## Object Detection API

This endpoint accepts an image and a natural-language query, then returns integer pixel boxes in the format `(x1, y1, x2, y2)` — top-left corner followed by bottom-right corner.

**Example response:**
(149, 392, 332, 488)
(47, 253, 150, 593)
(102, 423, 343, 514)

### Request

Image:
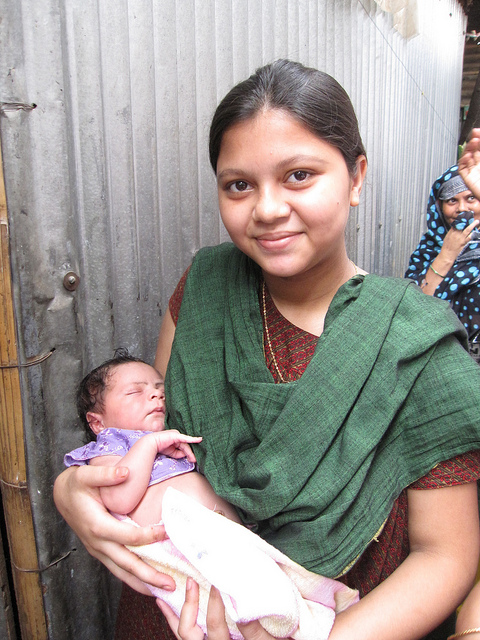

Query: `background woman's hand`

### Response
(440, 218, 480, 263)
(421, 219, 480, 295)
(459, 128, 480, 198)
(53, 464, 175, 593)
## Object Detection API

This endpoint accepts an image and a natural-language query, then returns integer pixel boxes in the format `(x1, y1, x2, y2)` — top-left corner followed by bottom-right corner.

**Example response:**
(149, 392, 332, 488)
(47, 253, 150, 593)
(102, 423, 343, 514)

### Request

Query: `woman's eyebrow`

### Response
(216, 168, 246, 181)
(276, 154, 327, 169)
(217, 155, 327, 181)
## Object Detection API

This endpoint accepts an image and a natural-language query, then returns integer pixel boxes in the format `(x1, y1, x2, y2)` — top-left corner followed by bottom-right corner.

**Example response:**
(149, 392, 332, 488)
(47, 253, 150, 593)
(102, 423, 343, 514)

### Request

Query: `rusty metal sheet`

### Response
(0, 0, 467, 637)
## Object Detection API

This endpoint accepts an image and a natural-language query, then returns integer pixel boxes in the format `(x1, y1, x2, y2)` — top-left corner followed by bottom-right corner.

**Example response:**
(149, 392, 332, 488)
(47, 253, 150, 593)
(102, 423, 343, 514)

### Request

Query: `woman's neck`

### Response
(262, 253, 356, 336)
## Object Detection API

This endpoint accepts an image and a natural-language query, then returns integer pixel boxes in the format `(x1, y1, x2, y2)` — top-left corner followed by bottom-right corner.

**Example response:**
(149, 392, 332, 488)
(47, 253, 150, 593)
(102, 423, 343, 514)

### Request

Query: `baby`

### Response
(64, 351, 358, 640)
(64, 350, 239, 527)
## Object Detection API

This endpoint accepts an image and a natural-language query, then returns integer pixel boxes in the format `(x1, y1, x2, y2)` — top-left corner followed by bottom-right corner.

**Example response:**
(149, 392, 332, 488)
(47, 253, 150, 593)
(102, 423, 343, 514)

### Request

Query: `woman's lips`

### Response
(255, 233, 300, 251)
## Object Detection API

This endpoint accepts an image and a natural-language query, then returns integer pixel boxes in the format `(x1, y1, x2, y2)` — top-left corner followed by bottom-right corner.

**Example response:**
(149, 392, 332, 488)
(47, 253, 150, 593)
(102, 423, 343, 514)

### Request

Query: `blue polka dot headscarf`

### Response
(405, 164, 480, 341)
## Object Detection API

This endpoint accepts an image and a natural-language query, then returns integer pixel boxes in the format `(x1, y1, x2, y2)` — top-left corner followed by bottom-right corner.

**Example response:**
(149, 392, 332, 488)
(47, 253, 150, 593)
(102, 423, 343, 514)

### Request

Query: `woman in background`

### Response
(405, 159, 480, 361)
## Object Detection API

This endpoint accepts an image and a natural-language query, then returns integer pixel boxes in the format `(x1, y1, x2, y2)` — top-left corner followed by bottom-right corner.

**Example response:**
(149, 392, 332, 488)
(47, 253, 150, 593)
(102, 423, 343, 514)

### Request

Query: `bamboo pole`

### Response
(0, 143, 48, 638)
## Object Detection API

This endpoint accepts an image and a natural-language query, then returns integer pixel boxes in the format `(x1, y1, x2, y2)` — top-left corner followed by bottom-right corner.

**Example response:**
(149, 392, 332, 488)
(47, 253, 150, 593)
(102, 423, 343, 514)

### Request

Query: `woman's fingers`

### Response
(159, 581, 280, 640)
(70, 462, 130, 491)
(205, 586, 232, 640)
(459, 131, 480, 196)
(53, 465, 175, 590)
(157, 600, 183, 640)
(81, 513, 175, 590)
(238, 620, 275, 640)
(94, 532, 175, 590)
(206, 587, 279, 640)
(158, 579, 205, 640)
(178, 579, 206, 640)
(442, 223, 477, 259)
(466, 219, 480, 236)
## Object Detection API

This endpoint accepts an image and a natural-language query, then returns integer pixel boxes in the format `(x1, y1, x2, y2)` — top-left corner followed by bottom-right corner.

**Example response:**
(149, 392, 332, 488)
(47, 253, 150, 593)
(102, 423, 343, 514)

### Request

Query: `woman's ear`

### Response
(86, 412, 105, 435)
(350, 155, 368, 207)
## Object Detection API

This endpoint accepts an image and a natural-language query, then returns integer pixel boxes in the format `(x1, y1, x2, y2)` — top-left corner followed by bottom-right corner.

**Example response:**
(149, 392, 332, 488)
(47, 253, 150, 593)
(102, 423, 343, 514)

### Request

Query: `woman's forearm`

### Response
(455, 580, 480, 637)
(420, 260, 448, 295)
(421, 244, 466, 296)
(330, 483, 479, 640)
(330, 547, 475, 640)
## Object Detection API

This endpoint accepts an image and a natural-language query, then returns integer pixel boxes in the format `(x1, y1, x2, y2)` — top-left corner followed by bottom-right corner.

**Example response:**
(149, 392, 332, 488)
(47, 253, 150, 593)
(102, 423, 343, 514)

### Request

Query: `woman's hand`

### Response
(157, 578, 205, 640)
(53, 464, 175, 593)
(158, 579, 276, 640)
(440, 219, 480, 263)
(459, 128, 480, 199)
(421, 220, 479, 295)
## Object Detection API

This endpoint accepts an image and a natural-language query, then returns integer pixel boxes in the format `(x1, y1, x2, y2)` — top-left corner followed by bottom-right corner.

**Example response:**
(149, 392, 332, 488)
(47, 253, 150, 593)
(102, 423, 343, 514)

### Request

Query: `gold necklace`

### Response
(261, 281, 286, 383)
(262, 260, 357, 384)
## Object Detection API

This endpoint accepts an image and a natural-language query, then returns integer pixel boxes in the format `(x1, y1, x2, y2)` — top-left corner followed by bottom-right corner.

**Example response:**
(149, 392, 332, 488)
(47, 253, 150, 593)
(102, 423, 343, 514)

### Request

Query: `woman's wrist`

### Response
(428, 264, 446, 278)
(448, 630, 480, 640)
(431, 252, 455, 277)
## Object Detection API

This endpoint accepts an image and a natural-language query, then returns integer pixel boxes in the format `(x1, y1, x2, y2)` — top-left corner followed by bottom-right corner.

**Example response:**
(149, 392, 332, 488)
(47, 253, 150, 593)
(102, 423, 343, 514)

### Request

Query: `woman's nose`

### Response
(458, 197, 472, 211)
(252, 186, 290, 222)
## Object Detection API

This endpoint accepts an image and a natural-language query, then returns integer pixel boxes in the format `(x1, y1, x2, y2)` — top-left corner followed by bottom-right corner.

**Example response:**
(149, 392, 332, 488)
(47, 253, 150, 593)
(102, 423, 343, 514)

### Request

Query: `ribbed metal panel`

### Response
(0, 1, 467, 637)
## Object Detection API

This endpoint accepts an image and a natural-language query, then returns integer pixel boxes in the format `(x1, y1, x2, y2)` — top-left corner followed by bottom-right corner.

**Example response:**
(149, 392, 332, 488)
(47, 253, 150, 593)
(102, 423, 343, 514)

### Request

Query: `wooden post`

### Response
(0, 144, 48, 638)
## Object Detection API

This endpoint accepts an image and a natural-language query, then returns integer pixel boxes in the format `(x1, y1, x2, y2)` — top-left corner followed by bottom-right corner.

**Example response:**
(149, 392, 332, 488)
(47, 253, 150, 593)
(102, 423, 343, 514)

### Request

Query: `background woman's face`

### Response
(441, 189, 480, 225)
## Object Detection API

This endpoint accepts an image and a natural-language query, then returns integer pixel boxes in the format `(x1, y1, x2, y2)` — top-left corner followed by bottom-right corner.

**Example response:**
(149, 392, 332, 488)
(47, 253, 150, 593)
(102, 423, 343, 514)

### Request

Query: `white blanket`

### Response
(123, 487, 359, 640)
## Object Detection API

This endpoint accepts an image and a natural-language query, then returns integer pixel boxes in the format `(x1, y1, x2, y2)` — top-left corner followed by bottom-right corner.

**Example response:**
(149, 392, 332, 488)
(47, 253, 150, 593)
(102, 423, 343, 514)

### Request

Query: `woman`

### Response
(405, 164, 480, 361)
(54, 61, 480, 640)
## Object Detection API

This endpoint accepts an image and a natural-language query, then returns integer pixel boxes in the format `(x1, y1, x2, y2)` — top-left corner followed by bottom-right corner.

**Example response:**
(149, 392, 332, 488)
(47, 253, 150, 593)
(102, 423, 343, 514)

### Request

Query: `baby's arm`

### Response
(90, 431, 202, 515)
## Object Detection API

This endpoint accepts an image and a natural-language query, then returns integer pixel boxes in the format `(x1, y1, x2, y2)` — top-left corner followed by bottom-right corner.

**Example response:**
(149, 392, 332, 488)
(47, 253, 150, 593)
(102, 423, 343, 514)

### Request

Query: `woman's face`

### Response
(216, 110, 366, 280)
(441, 189, 480, 226)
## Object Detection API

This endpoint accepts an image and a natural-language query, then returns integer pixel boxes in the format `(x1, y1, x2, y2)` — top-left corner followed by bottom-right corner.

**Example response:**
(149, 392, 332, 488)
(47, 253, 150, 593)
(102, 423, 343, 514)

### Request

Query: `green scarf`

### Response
(165, 243, 480, 577)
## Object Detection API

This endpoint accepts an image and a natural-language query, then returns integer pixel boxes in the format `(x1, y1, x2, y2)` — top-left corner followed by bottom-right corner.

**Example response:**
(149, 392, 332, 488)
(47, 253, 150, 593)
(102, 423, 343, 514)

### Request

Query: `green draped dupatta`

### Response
(165, 243, 480, 578)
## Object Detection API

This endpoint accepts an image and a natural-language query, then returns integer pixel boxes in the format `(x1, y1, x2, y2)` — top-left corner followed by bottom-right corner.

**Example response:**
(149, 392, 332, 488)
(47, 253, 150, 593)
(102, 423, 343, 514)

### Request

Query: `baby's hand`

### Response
(152, 430, 202, 463)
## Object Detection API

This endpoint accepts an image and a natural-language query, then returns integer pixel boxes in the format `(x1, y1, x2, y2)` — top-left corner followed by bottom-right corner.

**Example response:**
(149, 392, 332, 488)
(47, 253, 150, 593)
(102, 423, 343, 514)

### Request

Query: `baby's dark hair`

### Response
(77, 348, 144, 440)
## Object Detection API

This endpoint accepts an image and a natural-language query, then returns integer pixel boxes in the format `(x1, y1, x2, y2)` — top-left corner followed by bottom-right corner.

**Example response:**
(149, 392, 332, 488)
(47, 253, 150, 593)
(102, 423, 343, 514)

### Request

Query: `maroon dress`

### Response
(115, 272, 480, 639)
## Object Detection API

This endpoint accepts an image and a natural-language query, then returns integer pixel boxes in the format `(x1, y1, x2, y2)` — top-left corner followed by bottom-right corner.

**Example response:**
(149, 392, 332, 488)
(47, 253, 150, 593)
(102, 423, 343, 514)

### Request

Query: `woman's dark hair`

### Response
(209, 59, 366, 177)
(77, 348, 144, 440)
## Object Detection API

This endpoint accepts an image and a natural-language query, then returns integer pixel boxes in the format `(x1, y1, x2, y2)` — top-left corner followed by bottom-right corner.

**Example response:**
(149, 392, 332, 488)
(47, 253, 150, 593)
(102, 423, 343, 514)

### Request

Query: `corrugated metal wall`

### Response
(0, 0, 467, 638)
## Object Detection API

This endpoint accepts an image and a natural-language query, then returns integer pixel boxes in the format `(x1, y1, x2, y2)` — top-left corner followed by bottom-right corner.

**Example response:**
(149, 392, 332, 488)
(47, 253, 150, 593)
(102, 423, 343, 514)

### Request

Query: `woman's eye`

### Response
(228, 180, 250, 193)
(287, 170, 309, 183)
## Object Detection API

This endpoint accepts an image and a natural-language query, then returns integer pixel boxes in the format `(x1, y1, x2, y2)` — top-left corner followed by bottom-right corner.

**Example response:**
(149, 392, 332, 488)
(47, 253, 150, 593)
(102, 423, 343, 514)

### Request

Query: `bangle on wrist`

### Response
(428, 264, 447, 278)
(448, 629, 480, 640)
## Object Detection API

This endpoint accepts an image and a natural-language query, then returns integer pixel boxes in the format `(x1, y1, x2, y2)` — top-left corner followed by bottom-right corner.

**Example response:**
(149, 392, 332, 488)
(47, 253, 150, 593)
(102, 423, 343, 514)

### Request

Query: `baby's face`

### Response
(100, 362, 166, 432)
